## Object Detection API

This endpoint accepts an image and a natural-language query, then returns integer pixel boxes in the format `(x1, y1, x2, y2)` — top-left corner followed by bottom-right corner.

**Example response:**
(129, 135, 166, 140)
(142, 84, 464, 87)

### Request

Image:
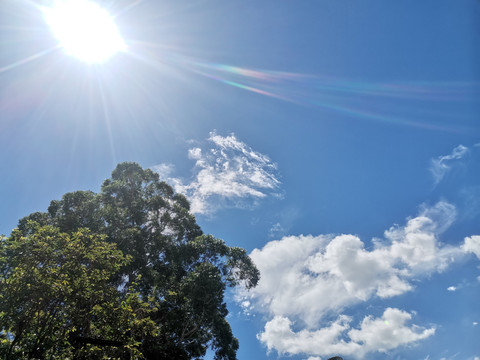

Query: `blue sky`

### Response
(1, 0, 480, 359)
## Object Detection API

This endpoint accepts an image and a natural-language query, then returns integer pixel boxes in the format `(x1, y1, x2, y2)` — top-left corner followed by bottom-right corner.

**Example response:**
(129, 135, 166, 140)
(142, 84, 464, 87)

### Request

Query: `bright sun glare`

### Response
(43, 0, 126, 64)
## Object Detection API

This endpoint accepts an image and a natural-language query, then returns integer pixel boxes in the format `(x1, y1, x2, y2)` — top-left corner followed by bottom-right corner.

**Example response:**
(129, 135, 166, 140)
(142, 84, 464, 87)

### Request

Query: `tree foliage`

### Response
(1, 162, 259, 359)
(0, 225, 154, 359)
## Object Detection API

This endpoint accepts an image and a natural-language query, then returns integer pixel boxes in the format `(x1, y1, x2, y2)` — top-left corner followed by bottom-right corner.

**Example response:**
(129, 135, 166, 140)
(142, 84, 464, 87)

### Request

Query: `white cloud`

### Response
(242, 202, 461, 324)
(187, 147, 202, 160)
(258, 308, 435, 359)
(383, 202, 460, 274)
(430, 145, 469, 185)
(152, 131, 280, 215)
(447, 286, 457, 292)
(306, 234, 413, 301)
(348, 308, 435, 354)
(463, 235, 480, 259)
(258, 314, 360, 357)
(150, 163, 175, 179)
(238, 202, 477, 358)
(268, 222, 285, 238)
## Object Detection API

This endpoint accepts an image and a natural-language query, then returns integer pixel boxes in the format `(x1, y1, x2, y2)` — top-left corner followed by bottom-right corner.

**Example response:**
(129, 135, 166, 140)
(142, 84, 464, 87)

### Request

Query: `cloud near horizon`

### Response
(152, 131, 281, 215)
(237, 201, 480, 359)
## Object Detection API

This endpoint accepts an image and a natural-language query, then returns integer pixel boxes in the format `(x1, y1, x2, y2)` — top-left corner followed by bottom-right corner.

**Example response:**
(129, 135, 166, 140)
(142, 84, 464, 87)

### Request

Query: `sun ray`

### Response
(0, 46, 59, 73)
(95, 74, 118, 163)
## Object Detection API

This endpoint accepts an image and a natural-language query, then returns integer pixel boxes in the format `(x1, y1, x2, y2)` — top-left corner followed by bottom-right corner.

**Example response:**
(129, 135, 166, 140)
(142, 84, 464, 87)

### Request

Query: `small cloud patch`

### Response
(430, 145, 468, 185)
(152, 131, 281, 215)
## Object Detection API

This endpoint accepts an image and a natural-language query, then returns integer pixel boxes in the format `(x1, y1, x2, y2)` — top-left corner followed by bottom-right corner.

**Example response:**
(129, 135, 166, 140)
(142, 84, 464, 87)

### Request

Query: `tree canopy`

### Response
(0, 162, 259, 360)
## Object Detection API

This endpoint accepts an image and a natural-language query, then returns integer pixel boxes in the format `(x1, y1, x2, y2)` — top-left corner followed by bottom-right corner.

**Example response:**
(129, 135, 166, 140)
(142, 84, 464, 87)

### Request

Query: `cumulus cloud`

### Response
(259, 308, 435, 359)
(242, 202, 462, 324)
(463, 235, 480, 259)
(382, 202, 460, 274)
(348, 308, 435, 354)
(238, 202, 478, 358)
(153, 131, 280, 215)
(259, 314, 360, 357)
(430, 145, 469, 185)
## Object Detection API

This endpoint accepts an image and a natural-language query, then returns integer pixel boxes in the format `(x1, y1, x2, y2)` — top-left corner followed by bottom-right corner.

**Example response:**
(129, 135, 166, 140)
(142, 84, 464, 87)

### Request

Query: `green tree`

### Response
(5, 162, 259, 359)
(0, 224, 155, 359)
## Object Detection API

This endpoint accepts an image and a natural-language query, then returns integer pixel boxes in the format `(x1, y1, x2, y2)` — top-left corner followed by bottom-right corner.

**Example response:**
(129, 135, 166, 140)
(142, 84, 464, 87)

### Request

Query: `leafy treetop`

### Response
(2, 162, 259, 360)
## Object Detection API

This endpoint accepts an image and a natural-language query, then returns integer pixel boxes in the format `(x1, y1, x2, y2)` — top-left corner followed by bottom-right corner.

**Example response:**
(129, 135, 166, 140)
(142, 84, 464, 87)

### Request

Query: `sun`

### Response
(43, 0, 127, 64)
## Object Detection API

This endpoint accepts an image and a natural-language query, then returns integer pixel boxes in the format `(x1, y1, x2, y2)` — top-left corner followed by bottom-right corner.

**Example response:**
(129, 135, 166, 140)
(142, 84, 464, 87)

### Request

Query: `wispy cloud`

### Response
(152, 131, 281, 215)
(430, 145, 469, 185)
(268, 222, 285, 238)
(267, 206, 300, 238)
(428, 144, 480, 221)
(238, 202, 480, 359)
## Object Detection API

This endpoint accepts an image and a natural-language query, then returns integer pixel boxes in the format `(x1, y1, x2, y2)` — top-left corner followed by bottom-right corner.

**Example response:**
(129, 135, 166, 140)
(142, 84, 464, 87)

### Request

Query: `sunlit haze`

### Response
(42, 0, 126, 63)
